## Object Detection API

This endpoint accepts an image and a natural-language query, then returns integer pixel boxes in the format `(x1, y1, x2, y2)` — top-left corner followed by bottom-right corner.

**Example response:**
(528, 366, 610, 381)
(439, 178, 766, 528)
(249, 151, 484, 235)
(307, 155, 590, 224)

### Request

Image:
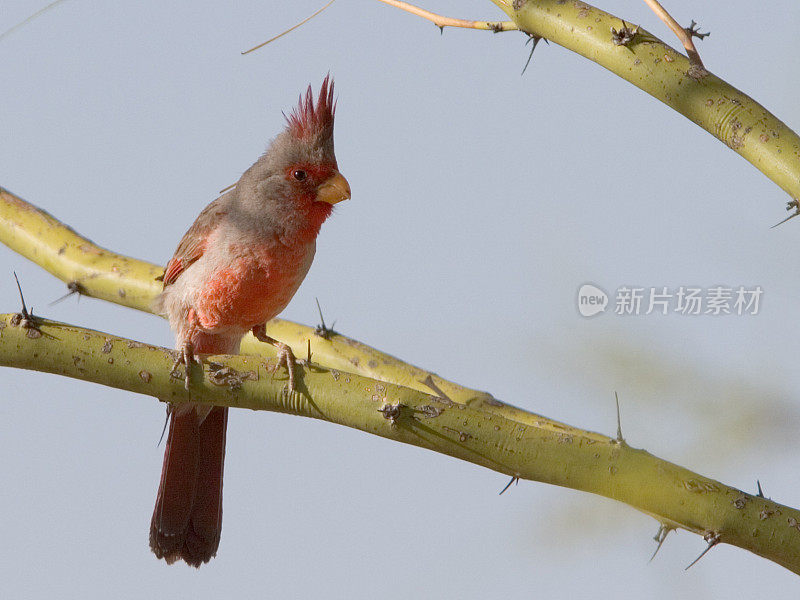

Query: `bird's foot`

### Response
(271, 341, 297, 392)
(171, 341, 199, 390)
(252, 324, 297, 392)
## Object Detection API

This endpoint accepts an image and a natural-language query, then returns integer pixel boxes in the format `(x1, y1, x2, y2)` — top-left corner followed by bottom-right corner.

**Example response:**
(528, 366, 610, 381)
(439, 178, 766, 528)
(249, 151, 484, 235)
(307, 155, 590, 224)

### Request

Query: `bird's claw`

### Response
(171, 342, 199, 390)
(252, 325, 297, 393)
(272, 342, 297, 392)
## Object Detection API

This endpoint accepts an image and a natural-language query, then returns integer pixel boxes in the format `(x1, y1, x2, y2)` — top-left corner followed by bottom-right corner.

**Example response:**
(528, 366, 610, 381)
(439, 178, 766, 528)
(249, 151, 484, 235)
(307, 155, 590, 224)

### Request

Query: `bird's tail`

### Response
(150, 332, 238, 567)
(150, 404, 228, 567)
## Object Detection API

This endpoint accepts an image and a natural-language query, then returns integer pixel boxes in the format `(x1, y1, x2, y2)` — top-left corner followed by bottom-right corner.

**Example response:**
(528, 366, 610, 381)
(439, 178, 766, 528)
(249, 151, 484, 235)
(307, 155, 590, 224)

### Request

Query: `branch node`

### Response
(686, 61, 709, 81)
(643, 0, 708, 75)
(611, 21, 639, 46)
(378, 402, 405, 426)
(208, 363, 256, 391)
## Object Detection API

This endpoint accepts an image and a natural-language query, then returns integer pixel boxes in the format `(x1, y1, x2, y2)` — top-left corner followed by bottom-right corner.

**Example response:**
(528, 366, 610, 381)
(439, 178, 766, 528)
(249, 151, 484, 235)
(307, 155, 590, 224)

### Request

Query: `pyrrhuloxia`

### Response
(150, 76, 350, 567)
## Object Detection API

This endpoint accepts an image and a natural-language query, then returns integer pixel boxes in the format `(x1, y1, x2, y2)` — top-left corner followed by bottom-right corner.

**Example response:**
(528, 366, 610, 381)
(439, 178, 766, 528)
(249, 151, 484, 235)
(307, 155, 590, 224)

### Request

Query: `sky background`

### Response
(2, 0, 800, 597)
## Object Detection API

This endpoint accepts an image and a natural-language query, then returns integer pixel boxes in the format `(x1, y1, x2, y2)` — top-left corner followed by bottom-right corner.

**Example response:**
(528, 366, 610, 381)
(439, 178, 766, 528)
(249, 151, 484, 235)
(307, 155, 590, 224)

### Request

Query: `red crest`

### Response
(286, 75, 335, 140)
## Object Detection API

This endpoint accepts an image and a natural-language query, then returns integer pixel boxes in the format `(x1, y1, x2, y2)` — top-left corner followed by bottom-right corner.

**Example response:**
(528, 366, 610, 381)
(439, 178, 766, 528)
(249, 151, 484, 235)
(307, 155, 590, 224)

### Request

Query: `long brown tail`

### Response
(150, 405, 228, 567)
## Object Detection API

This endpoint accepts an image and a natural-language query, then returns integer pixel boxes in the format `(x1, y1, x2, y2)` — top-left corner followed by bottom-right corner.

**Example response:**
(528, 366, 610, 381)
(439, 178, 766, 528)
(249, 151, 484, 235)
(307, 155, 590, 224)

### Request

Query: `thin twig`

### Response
(641, 0, 707, 74)
(242, 0, 337, 55)
(375, 0, 518, 32)
(0, 0, 69, 43)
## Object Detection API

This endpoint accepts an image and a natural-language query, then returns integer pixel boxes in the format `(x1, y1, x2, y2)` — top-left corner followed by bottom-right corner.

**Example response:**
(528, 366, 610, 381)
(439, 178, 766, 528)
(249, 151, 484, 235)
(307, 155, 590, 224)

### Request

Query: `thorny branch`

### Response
(3, 188, 800, 573)
(372, 0, 800, 213)
(375, 0, 518, 32)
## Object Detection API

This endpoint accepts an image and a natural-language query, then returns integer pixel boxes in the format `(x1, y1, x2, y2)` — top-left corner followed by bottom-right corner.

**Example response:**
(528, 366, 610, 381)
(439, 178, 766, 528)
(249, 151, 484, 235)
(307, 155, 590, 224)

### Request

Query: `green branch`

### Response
(382, 0, 800, 211)
(478, 0, 800, 215)
(3, 311, 800, 573)
(0, 185, 580, 432)
(3, 186, 800, 572)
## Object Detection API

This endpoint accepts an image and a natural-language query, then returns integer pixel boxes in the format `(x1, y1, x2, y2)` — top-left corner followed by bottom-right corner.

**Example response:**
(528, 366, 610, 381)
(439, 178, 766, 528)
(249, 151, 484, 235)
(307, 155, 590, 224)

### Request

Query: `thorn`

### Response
(685, 19, 709, 40)
(771, 200, 800, 228)
(685, 532, 720, 570)
(307, 339, 312, 363)
(219, 182, 236, 194)
(756, 479, 765, 498)
(316, 297, 326, 329)
(499, 475, 520, 495)
(438, 25, 444, 34)
(615, 391, 624, 443)
(157, 405, 171, 447)
(649, 524, 672, 562)
(11, 272, 51, 339)
(13, 271, 29, 316)
(49, 280, 84, 305)
(771, 212, 800, 228)
(314, 298, 334, 339)
(521, 34, 542, 75)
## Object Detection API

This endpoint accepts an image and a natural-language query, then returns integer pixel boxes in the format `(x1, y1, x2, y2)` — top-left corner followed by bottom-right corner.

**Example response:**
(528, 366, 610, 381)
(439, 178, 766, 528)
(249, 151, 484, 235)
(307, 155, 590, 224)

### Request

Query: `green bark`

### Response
(2, 187, 800, 573)
(490, 0, 800, 212)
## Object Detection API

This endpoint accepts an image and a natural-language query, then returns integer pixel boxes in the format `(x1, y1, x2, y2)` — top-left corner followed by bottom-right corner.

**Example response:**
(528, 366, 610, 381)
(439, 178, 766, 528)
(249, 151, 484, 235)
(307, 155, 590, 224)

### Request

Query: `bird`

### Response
(149, 76, 350, 567)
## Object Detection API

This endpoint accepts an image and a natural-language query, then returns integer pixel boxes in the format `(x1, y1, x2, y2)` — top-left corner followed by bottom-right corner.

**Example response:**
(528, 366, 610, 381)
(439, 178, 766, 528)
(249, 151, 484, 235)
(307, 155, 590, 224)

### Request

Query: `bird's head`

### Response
(237, 75, 351, 240)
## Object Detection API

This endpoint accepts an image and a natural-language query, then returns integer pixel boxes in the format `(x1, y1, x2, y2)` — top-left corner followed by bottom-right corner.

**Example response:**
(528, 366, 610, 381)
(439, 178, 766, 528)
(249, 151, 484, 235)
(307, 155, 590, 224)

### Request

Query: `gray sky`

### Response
(2, 0, 800, 597)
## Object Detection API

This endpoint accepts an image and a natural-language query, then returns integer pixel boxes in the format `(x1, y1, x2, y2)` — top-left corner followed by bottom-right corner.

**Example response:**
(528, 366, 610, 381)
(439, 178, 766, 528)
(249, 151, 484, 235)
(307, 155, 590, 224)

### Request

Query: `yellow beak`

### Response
(316, 171, 351, 205)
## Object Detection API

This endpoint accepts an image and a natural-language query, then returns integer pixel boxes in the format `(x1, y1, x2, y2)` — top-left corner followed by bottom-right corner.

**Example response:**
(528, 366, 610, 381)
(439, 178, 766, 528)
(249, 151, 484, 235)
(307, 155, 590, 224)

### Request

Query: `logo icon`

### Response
(577, 284, 608, 317)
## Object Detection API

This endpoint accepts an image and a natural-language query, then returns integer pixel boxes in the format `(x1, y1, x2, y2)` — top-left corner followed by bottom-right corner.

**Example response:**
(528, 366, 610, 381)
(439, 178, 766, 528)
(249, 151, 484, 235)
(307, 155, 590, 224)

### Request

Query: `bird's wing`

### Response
(162, 199, 228, 288)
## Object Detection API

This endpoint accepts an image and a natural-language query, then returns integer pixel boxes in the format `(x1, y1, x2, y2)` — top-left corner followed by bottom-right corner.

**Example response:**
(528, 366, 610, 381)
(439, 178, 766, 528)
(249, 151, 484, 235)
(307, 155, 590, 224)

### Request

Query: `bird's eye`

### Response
(292, 170, 307, 181)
